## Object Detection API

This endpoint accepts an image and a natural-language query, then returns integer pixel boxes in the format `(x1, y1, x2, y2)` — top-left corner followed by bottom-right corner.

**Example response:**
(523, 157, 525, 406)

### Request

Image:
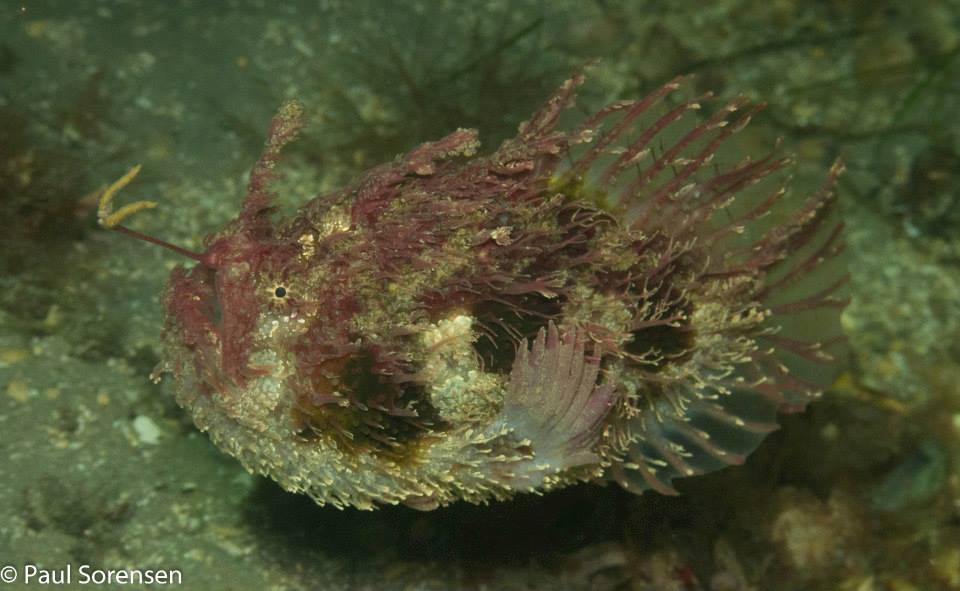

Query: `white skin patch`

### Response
(420, 315, 502, 422)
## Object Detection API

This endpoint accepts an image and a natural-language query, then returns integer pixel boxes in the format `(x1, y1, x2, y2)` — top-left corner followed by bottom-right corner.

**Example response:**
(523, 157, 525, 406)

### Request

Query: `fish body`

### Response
(110, 72, 846, 510)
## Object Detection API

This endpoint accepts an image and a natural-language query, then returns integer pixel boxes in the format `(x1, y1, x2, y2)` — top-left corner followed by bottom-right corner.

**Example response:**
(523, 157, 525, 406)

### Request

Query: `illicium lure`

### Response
(100, 70, 846, 510)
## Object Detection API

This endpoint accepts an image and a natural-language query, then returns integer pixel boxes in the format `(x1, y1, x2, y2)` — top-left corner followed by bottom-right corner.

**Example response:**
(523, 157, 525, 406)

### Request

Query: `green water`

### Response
(1, 1, 958, 589)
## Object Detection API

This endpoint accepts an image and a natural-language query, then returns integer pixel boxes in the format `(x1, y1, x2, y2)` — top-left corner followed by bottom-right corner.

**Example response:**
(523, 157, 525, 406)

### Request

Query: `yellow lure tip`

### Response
(97, 164, 157, 229)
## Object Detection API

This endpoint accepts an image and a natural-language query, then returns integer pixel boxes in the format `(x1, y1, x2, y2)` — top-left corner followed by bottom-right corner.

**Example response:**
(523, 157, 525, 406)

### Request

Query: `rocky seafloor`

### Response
(1, 1, 959, 589)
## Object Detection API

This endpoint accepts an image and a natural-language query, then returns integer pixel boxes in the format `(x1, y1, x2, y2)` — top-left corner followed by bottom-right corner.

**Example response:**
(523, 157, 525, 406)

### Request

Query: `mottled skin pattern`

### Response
(117, 71, 847, 510)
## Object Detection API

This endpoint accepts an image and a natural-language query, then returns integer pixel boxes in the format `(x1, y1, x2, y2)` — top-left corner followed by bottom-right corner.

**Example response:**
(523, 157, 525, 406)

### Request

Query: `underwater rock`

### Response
(99, 69, 847, 510)
(870, 439, 948, 512)
(770, 488, 866, 582)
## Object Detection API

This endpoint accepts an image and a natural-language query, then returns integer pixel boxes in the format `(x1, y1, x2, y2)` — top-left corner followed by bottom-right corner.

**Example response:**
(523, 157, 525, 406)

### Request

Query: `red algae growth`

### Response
(99, 68, 847, 510)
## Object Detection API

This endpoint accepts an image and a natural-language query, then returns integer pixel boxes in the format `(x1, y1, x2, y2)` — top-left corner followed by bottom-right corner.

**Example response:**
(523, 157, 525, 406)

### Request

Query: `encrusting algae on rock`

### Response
(99, 68, 848, 510)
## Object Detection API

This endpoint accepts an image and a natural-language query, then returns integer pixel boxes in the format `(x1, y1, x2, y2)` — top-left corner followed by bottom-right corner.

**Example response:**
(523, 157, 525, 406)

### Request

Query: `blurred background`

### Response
(1, 1, 958, 589)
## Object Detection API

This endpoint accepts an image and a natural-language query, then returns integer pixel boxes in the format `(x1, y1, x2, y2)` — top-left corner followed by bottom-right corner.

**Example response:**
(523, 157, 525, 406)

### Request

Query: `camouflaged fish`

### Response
(99, 70, 847, 510)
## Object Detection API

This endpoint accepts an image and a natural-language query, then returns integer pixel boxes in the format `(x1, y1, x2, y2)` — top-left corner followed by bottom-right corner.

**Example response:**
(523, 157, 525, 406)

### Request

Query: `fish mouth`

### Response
(164, 265, 219, 336)
(161, 264, 228, 393)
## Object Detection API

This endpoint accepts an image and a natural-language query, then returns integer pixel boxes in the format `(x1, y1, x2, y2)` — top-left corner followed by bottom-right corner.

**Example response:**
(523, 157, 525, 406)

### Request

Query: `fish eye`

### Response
(274, 286, 287, 298)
